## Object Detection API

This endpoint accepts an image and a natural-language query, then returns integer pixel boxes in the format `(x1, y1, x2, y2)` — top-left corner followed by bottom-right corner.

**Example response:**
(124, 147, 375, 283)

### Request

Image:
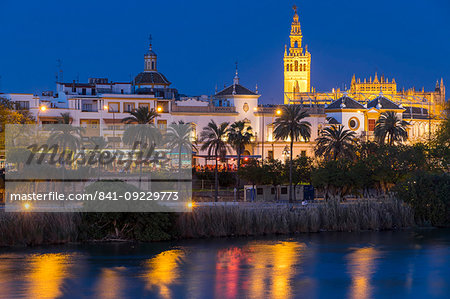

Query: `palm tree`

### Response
(58, 112, 72, 124)
(89, 137, 109, 179)
(227, 120, 254, 197)
(47, 113, 83, 163)
(166, 121, 196, 173)
(273, 105, 311, 202)
(315, 125, 357, 161)
(122, 107, 161, 188)
(374, 111, 409, 145)
(199, 120, 230, 202)
(122, 106, 159, 124)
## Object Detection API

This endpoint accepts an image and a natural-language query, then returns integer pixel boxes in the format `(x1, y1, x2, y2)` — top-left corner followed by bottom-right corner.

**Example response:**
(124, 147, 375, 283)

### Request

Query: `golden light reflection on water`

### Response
(213, 241, 304, 299)
(248, 241, 304, 299)
(25, 253, 72, 299)
(347, 247, 380, 299)
(94, 267, 126, 299)
(142, 249, 185, 299)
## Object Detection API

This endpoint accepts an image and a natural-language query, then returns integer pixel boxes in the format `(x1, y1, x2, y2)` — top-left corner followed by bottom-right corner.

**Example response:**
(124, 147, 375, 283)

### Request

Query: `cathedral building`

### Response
(2, 6, 447, 167)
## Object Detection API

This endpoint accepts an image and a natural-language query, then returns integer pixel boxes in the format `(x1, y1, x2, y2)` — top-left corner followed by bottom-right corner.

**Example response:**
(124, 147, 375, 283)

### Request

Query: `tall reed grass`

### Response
(176, 199, 415, 238)
(0, 212, 80, 246)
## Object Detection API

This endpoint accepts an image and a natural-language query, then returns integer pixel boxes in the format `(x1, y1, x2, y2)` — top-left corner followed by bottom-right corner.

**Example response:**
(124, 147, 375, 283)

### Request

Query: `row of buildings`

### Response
(1, 7, 447, 166)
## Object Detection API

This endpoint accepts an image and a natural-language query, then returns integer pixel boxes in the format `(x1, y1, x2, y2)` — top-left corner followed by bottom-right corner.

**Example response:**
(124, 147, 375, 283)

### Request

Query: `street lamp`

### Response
(157, 106, 163, 113)
(103, 105, 116, 149)
(37, 105, 47, 125)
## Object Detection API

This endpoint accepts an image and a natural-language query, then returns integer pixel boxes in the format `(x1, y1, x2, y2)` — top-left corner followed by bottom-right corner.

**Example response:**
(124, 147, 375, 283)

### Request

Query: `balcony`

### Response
(171, 103, 237, 113)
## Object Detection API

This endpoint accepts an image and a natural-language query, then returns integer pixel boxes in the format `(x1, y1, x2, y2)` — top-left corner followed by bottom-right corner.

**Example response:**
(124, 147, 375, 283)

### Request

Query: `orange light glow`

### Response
(157, 107, 163, 112)
(39, 106, 47, 112)
(276, 109, 281, 115)
(103, 105, 109, 111)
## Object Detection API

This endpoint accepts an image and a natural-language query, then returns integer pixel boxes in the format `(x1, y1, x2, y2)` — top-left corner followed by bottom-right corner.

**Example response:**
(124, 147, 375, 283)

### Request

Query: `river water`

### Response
(0, 229, 449, 299)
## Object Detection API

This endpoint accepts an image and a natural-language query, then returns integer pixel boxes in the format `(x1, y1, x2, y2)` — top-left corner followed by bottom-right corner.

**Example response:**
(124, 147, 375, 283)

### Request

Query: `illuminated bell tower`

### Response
(144, 35, 157, 72)
(284, 5, 311, 104)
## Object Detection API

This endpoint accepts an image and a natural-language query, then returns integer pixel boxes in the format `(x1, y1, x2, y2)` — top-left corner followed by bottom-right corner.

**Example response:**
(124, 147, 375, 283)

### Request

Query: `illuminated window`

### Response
(157, 119, 167, 130)
(295, 61, 298, 71)
(368, 119, 376, 131)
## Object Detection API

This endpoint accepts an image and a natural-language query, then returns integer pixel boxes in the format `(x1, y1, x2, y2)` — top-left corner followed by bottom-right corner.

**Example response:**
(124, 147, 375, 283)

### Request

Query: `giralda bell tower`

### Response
(283, 5, 311, 104)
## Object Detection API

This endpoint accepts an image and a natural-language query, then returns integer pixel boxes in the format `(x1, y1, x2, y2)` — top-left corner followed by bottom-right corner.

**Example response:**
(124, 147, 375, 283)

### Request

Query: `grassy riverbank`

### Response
(0, 212, 80, 246)
(177, 199, 414, 238)
(0, 199, 415, 246)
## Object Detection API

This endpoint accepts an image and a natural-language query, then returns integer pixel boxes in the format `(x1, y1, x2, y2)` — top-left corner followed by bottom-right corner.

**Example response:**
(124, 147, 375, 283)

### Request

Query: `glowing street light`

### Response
(103, 105, 109, 111)
(37, 105, 47, 125)
(276, 109, 282, 115)
(23, 202, 31, 210)
(157, 106, 163, 113)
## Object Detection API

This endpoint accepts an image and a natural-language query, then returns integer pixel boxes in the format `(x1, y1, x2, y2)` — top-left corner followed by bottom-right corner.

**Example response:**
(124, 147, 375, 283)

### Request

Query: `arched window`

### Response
(294, 61, 298, 71)
(299, 64, 302, 71)
(294, 41, 298, 48)
(190, 123, 197, 141)
(303, 64, 307, 71)
(286, 64, 289, 71)
(151, 61, 155, 69)
(290, 64, 293, 71)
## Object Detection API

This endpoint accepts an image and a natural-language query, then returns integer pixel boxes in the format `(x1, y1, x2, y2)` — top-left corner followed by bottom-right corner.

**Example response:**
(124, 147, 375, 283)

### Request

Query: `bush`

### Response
(394, 172, 450, 226)
(78, 212, 178, 241)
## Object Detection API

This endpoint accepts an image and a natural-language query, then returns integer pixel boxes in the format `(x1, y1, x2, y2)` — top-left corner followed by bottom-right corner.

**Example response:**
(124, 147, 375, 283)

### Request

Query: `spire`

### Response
(290, 5, 301, 35)
(351, 74, 356, 85)
(373, 72, 379, 83)
(233, 61, 239, 85)
(292, 5, 298, 22)
(144, 34, 157, 71)
(255, 83, 258, 94)
(435, 80, 440, 91)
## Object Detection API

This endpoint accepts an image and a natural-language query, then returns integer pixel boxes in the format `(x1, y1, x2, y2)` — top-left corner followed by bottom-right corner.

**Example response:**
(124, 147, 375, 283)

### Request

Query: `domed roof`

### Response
(134, 71, 170, 85)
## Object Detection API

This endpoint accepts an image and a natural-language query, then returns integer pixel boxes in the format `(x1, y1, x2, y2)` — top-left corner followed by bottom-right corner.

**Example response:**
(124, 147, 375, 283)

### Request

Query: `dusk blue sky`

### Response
(0, 0, 449, 104)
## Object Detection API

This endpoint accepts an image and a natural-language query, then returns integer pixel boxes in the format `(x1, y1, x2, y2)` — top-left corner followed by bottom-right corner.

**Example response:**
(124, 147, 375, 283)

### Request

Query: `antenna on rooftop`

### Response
(56, 59, 63, 82)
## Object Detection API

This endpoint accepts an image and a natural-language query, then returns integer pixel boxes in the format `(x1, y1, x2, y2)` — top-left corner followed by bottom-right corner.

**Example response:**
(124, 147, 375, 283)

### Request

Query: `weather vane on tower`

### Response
(293, 4, 297, 14)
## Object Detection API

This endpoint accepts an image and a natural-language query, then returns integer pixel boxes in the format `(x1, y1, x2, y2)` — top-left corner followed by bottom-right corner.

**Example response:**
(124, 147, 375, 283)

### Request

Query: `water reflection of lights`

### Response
(142, 249, 185, 299)
(347, 247, 380, 299)
(95, 267, 127, 299)
(214, 241, 305, 299)
(26, 253, 72, 299)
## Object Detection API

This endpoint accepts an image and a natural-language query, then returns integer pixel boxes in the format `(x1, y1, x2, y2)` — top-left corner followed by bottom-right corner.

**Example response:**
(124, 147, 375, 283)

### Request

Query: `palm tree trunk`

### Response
(215, 149, 219, 202)
(236, 148, 241, 201)
(289, 137, 294, 203)
(178, 144, 182, 173)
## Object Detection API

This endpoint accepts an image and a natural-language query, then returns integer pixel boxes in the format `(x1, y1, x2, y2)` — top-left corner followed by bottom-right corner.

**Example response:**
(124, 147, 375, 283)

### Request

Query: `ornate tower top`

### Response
(233, 61, 240, 85)
(290, 5, 301, 36)
(144, 34, 157, 72)
(288, 4, 303, 56)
